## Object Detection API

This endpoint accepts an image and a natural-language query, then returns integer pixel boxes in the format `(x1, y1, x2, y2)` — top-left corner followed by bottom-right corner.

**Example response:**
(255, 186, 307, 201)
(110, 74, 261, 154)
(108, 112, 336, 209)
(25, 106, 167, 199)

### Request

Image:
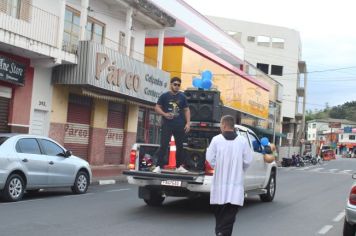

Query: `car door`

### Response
(38, 138, 76, 186)
(237, 130, 258, 189)
(247, 132, 267, 187)
(16, 138, 48, 187)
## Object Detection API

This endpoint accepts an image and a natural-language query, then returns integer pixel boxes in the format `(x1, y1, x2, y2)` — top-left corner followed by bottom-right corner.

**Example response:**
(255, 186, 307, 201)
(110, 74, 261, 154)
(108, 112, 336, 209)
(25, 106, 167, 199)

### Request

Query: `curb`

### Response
(91, 175, 128, 186)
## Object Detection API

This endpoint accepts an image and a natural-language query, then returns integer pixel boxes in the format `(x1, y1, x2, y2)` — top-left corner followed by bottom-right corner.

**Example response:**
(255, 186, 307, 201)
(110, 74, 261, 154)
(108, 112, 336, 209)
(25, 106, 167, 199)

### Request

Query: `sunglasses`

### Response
(172, 83, 181, 87)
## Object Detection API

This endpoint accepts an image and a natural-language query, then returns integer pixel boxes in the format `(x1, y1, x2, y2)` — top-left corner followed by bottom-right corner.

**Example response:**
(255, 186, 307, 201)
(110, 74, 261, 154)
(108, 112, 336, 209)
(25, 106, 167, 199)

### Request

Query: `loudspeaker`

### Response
(183, 147, 206, 171)
(184, 90, 222, 122)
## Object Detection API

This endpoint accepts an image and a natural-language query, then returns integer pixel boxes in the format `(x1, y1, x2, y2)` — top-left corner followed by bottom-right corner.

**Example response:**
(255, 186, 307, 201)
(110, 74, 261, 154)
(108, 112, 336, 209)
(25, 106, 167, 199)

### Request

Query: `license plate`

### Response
(161, 180, 182, 187)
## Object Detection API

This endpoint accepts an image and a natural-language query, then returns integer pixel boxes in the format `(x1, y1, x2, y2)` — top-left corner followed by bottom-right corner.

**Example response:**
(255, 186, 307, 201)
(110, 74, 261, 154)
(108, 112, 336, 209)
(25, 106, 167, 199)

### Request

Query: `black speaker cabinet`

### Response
(184, 90, 222, 122)
(183, 147, 206, 171)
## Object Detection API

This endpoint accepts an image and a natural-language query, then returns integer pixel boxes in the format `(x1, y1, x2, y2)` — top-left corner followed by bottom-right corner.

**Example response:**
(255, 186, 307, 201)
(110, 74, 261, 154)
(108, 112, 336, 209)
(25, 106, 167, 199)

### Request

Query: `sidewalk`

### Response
(90, 165, 128, 185)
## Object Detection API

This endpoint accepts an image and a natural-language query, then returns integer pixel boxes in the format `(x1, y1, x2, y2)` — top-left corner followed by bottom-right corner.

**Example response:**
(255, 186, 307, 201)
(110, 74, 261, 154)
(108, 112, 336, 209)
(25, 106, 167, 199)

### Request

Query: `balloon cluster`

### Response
(192, 70, 213, 89)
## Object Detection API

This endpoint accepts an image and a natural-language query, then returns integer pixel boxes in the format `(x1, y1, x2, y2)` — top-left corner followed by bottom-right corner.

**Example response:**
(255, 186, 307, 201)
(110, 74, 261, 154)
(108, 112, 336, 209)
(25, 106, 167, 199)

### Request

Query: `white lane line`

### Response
(62, 193, 95, 198)
(341, 170, 353, 173)
(318, 225, 333, 235)
(329, 169, 338, 172)
(333, 212, 345, 222)
(106, 188, 130, 193)
(310, 168, 324, 172)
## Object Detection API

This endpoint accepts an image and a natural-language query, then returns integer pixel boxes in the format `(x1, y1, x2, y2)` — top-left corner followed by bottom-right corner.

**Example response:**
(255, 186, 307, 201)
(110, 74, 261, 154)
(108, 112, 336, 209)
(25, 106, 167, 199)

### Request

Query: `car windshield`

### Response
(0, 137, 9, 146)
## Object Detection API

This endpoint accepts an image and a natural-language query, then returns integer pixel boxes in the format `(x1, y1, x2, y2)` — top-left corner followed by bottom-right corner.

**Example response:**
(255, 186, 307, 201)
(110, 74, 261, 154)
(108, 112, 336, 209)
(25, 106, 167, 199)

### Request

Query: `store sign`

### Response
(0, 56, 25, 86)
(64, 123, 90, 145)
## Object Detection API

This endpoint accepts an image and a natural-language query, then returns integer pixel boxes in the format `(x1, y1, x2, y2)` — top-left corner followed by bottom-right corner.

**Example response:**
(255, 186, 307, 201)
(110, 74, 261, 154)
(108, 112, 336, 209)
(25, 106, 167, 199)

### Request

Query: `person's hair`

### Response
(221, 115, 235, 129)
(170, 77, 181, 84)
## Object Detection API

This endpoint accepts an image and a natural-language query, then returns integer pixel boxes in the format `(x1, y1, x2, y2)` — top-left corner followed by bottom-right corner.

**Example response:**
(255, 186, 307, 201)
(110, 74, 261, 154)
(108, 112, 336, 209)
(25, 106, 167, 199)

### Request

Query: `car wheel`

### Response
(143, 190, 165, 206)
(2, 174, 25, 202)
(260, 172, 276, 202)
(71, 171, 89, 194)
(343, 218, 356, 236)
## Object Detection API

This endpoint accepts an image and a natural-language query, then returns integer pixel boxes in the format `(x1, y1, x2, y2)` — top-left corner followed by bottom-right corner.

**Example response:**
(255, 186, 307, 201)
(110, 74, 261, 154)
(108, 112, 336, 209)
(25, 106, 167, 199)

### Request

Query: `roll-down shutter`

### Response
(105, 102, 126, 164)
(64, 94, 92, 160)
(0, 97, 10, 133)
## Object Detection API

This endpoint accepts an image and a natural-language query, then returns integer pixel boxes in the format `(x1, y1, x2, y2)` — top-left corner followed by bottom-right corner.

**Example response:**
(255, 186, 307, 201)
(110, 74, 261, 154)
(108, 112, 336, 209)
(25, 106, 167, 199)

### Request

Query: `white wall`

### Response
(208, 16, 301, 119)
(29, 67, 53, 136)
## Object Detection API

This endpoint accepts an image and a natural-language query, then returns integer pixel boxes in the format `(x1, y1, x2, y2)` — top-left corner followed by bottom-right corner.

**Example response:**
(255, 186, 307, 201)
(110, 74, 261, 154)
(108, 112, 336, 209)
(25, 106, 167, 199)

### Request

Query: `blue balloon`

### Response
(202, 70, 212, 80)
(261, 137, 269, 146)
(201, 79, 212, 89)
(192, 77, 202, 88)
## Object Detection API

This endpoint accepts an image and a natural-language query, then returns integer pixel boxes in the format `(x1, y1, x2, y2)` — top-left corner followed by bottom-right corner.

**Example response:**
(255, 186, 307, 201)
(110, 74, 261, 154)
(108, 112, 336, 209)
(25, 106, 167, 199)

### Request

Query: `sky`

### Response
(183, 0, 356, 111)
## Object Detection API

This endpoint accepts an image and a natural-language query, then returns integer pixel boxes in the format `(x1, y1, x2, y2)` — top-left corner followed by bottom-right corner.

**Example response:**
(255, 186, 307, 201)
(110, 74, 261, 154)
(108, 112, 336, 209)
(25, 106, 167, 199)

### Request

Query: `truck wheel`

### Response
(343, 218, 356, 236)
(143, 190, 165, 206)
(260, 172, 276, 202)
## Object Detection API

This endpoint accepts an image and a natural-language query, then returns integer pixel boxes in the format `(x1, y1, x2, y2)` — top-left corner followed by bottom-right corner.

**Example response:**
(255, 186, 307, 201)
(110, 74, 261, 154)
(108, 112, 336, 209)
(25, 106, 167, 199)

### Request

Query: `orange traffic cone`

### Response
(164, 136, 176, 169)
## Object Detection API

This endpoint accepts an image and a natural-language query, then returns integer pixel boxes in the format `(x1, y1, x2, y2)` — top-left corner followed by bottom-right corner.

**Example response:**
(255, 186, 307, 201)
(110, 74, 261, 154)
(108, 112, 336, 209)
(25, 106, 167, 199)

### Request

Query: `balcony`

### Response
(297, 86, 305, 97)
(0, 1, 59, 51)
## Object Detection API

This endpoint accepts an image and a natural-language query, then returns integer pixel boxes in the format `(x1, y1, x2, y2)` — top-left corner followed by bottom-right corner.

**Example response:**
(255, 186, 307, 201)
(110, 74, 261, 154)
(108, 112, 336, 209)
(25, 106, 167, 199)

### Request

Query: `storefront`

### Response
(0, 51, 34, 133)
(145, 37, 270, 125)
(51, 41, 169, 165)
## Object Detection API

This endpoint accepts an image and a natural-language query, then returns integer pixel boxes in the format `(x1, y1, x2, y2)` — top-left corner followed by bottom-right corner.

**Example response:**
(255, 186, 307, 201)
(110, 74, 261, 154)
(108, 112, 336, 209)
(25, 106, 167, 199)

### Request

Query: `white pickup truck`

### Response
(123, 122, 277, 206)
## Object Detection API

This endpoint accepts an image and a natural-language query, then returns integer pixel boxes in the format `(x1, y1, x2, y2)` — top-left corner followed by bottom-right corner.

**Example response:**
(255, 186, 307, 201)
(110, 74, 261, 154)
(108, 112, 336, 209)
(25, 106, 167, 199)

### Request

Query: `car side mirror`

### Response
(352, 173, 356, 180)
(65, 150, 72, 157)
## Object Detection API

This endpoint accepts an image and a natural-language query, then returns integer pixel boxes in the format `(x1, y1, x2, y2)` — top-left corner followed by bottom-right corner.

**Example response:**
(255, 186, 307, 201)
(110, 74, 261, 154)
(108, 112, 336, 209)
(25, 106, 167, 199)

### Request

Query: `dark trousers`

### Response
(212, 203, 239, 236)
(155, 124, 186, 168)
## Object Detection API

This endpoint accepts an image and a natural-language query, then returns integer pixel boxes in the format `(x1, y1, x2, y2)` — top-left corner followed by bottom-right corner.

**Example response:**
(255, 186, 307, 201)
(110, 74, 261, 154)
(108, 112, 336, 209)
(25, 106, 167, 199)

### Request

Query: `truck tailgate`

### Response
(123, 170, 205, 182)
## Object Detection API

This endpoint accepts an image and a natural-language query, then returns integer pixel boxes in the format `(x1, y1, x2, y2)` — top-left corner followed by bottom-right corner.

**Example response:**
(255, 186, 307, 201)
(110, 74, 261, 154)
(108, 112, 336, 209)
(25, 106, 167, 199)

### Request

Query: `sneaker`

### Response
(152, 166, 161, 173)
(176, 166, 188, 173)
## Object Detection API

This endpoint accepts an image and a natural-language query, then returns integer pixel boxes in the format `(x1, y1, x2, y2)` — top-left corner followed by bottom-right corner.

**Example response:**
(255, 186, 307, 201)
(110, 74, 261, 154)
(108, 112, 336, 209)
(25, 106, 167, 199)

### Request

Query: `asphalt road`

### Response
(0, 157, 355, 236)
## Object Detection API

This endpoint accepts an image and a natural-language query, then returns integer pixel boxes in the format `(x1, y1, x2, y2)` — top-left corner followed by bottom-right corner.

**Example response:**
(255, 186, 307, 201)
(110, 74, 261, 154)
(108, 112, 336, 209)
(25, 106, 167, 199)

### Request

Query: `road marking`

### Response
(106, 188, 130, 193)
(341, 170, 353, 173)
(329, 169, 338, 172)
(310, 168, 324, 172)
(333, 212, 345, 222)
(99, 180, 116, 185)
(62, 193, 95, 198)
(318, 225, 333, 234)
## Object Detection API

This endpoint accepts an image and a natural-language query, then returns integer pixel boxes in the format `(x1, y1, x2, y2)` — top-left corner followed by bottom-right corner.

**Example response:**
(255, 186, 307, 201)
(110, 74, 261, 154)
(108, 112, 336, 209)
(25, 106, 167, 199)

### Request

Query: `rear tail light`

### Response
(205, 160, 214, 176)
(129, 150, 136, 170)
(349, 186, 356, 205)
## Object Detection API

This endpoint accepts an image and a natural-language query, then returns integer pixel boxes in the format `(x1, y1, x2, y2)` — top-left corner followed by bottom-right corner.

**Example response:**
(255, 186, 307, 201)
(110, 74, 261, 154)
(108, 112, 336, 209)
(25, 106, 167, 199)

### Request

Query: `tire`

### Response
(71, 171, 89, 194)
(143, 190, 165, 206)
(343, 218, 356, 236)
(260, 172, 276, 202)
(2, 174, 25, 202)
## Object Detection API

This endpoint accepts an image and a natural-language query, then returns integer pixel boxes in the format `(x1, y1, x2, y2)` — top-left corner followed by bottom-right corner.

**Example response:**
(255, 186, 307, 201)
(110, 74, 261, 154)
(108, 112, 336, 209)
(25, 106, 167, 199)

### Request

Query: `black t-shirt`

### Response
(157, 91, 188, 126)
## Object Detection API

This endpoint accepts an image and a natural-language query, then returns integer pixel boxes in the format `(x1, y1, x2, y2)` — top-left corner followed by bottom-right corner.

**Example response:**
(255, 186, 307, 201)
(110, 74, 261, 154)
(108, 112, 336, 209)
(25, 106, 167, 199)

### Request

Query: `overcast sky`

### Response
(183, 0, 356, 110)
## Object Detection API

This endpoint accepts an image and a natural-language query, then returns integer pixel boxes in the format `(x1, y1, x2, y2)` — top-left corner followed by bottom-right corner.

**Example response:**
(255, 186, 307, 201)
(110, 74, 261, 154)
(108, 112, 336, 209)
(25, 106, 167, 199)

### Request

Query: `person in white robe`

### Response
(206, 115, 253, 236)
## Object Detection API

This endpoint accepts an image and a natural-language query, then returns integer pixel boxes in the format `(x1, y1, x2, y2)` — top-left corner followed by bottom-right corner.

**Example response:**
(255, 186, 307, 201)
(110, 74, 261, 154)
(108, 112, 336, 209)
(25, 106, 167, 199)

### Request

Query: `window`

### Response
(239, 131, 250, 147)
(247, 36, 255, 42)
(63, 7, 80, 53)
(7, 0, 21, 18)
(86, 18, 105, 44)
(257, 63, 269, 74)
(272, 38, 285, 49)
(271, 65, 283, 76)
(16, 138, 41, 154)
(248, 132, 262, 153)
(308, 134, 311, 139)
(40, 139, 65, 156)
(313, 134, 316, 138)
(118, 31, 126, 53)
(350, 135, 356, 140)
(312, 124, 316, 128)
(341, 135, 343, 140)
(129, 36, 135, 57)
(257, 35, 270, 47)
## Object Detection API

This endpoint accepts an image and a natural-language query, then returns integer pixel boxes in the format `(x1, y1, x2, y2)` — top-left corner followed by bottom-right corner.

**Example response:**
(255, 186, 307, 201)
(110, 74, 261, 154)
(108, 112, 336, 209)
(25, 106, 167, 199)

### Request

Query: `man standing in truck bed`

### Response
(206, 115, 253, 236)
(152, 77, 191, 173)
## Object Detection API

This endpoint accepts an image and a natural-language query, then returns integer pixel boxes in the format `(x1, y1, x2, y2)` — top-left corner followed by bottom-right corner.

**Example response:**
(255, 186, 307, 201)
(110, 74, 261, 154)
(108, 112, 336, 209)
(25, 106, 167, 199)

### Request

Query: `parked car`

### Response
(0, 134, 92, 202)
(344, 173, 356, 236)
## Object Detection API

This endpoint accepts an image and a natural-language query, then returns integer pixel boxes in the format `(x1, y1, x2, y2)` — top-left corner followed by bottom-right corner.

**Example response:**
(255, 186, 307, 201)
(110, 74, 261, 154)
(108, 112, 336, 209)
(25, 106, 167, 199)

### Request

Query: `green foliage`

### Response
(307, 101, 356, 122)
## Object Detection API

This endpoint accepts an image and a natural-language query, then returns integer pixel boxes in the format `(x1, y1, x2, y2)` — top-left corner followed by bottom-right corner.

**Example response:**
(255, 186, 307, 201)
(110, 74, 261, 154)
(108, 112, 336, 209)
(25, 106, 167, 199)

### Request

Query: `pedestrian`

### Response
(206, 115, 253, 236)
(152, 77, 191, 173)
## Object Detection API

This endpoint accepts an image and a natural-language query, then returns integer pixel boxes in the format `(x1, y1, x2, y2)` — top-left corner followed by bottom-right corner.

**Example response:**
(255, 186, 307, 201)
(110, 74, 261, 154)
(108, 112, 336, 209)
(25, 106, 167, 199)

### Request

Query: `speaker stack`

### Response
(184, 90, 222, 122)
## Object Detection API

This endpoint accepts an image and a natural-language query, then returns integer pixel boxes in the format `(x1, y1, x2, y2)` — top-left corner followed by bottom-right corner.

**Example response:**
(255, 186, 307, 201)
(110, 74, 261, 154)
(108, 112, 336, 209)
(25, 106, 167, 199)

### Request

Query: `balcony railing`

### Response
(0, 1, 59, 47)
(62, 36, 158, 66)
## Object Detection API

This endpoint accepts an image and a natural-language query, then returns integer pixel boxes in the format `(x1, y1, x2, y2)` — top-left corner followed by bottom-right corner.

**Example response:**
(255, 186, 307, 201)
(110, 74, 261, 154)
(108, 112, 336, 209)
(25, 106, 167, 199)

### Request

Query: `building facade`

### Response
(208, 16, 307, 146)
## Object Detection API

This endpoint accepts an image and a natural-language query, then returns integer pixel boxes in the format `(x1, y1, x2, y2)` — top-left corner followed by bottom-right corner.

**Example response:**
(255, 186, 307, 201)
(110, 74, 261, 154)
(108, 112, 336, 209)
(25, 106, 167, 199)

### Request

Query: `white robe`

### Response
(206, 134, 253, 206)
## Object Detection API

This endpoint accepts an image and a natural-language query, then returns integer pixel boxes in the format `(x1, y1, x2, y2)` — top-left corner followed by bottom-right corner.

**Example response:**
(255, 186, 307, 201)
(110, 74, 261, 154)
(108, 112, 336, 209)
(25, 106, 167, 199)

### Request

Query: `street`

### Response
(0, 158, 355, 236)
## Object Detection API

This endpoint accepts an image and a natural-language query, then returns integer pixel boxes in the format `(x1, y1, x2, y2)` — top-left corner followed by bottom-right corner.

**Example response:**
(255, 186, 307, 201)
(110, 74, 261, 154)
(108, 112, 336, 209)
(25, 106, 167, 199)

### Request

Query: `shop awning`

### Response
(245, 125, 287, 138)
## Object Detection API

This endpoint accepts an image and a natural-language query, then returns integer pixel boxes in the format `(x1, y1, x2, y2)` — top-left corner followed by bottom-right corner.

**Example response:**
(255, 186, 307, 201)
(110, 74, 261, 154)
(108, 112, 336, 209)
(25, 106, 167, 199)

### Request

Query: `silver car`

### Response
(344, 173, 356, 236)
(0, 134, 92, 202)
